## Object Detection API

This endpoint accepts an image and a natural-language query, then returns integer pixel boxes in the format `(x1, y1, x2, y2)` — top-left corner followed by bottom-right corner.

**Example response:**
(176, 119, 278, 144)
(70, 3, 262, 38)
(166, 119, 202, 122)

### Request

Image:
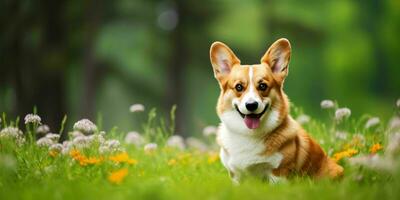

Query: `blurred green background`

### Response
(1, 0, 399, 136)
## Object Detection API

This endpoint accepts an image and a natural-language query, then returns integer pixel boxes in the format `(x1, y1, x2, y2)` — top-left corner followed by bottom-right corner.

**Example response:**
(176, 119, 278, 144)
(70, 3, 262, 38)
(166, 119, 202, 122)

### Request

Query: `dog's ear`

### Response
(210, 42, 240, 81)
(261, 38, 291, 81)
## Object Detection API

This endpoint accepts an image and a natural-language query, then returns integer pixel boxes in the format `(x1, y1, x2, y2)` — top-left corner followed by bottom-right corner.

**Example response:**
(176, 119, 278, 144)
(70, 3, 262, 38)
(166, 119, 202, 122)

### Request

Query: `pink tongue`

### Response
(244, 116, 260, 129)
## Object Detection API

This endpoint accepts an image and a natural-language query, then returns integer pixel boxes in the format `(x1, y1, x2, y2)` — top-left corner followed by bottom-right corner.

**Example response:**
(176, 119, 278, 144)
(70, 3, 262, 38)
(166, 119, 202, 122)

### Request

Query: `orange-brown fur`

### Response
(211, 39, 343, 179)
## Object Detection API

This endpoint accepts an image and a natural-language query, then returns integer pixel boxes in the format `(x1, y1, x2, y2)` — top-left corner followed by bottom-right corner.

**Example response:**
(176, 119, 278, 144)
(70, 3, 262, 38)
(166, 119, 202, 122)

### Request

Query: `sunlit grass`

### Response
(1, 100, 400, 200)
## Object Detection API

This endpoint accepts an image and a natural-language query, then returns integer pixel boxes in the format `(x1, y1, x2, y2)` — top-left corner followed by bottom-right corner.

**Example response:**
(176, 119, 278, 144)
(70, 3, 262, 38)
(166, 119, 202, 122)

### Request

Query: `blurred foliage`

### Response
(0, 0, 399, 135)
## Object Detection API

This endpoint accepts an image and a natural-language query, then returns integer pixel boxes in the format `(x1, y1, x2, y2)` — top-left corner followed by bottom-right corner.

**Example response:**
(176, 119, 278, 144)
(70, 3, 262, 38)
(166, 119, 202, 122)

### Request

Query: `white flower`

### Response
(144, 143, 158, 153)
(396, 98, 400, 108)
(129, 104, 145, 113)
(202, 126, 218, 137)
(335, 131, 348, 140)
(73, 119, 97, 135)
(45, 133, 60, 142)
(386, 132, 400, 157)
(335, 107, 351, 122)
(186, 137, 208, 152)
(365, 117, 380, 129)
(349, 154, 395, 172)
(36, 137, 55, 147)
(124, 131, 143, 146)
(61, 141, 73, 155)
(296, 114, 310, 125)
(87, 134, 105, 144)
(166, 135, 185, 150)
(69, 131, 84, 139)
(99, 139, 122, 154)
(388, 117, 400, 131)
(105, 139, 120, 148)
(72, 135, 91, 149)
(0, 127, 23, 139)
(49, 143, 63, 152)
(36, 125, 50, 135)
(320, 100, 335, 109)
(24, 114, 41, 124)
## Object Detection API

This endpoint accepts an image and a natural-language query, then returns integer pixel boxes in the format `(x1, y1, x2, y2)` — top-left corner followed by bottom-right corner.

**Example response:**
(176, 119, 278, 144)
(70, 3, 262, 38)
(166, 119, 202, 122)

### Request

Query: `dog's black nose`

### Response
(245, 101, 258, 112)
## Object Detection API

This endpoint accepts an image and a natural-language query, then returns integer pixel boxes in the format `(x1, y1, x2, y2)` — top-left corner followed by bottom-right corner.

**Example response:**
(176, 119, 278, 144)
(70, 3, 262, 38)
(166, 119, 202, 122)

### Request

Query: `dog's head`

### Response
(210, 38, 291, 134)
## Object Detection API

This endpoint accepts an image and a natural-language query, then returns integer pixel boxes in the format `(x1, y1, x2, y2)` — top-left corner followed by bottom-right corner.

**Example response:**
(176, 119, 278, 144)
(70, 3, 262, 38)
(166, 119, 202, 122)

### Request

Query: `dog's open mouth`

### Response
(235, 105, 268, 129)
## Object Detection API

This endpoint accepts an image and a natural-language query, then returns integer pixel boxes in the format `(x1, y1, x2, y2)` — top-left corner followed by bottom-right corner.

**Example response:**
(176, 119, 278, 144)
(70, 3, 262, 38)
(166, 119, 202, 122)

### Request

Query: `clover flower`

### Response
(296, 114, 310, 125)
(202, 126, 218, 137)
(129, 104, 145, 113)
(335, 107, 351, 122)
(61, 141, 74, 155)
(72, 135, 92, 149)
(24, 114, 41, 124)
(144, 143, 158, 153)
(0, 127, 23, 139)
(87, 134, 105, 144)
(124, 131, 143, 146)
(108, 168, 128, 184)
(166, 135, 185, 150)
(69, 131, 84, 139)
(45, 133, 60, 142)
(320, 100, 335, 109)
(365, 117, 380, 129)
(73, 119, 97, 135)
(36, 137, 55, 147)
(99, 139, 122, 154)
(0, 127, 25, 145)
(36, 125, 50, 135)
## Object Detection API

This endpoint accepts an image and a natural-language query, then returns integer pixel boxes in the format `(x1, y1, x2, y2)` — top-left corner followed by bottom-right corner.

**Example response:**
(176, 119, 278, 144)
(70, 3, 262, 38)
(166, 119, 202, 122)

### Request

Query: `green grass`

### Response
(1, 104, 400, 200)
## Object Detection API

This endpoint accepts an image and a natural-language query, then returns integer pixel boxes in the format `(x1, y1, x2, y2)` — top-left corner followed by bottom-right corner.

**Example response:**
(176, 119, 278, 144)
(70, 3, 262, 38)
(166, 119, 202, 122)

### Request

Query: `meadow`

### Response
(1, 100, 400, 200)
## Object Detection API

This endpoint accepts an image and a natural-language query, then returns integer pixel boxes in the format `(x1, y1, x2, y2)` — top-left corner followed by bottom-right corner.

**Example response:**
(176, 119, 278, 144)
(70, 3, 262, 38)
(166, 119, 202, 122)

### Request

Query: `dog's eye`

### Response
(235, 84, 244, 92)
(259, 83, 267, 91)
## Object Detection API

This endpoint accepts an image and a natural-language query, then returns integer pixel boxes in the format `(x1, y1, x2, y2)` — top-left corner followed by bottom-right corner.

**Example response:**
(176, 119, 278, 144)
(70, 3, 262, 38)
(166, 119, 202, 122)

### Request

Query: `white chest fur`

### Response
(218, 124, 283, 182)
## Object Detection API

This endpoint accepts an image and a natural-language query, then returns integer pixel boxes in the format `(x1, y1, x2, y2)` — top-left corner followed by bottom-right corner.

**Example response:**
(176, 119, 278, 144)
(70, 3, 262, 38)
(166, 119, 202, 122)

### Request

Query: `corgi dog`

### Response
(210, 38, 343, 183)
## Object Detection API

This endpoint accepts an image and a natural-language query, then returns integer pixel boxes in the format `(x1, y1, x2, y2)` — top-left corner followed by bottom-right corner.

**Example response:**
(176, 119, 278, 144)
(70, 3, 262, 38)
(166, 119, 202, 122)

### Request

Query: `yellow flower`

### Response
(109, 152, 138, 165)
(332, 148, 358, 162)
(167, 159, 177, 166)
(84, 157, 103, 165)
(370, 143, 383, 154)
(207, 153, 219, 164)
(49, 150, 59, 157)
(108, 168, 128, 184)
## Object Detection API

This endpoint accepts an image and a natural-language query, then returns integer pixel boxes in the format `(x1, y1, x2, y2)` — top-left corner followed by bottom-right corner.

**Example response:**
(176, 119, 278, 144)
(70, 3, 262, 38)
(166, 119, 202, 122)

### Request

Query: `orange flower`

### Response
(332, 148, 358, 162)
(370, 143, 383, 154)
(109, 152, 138, 165)
(70, 149, 103, 166)
(108, 168, 128, 184)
